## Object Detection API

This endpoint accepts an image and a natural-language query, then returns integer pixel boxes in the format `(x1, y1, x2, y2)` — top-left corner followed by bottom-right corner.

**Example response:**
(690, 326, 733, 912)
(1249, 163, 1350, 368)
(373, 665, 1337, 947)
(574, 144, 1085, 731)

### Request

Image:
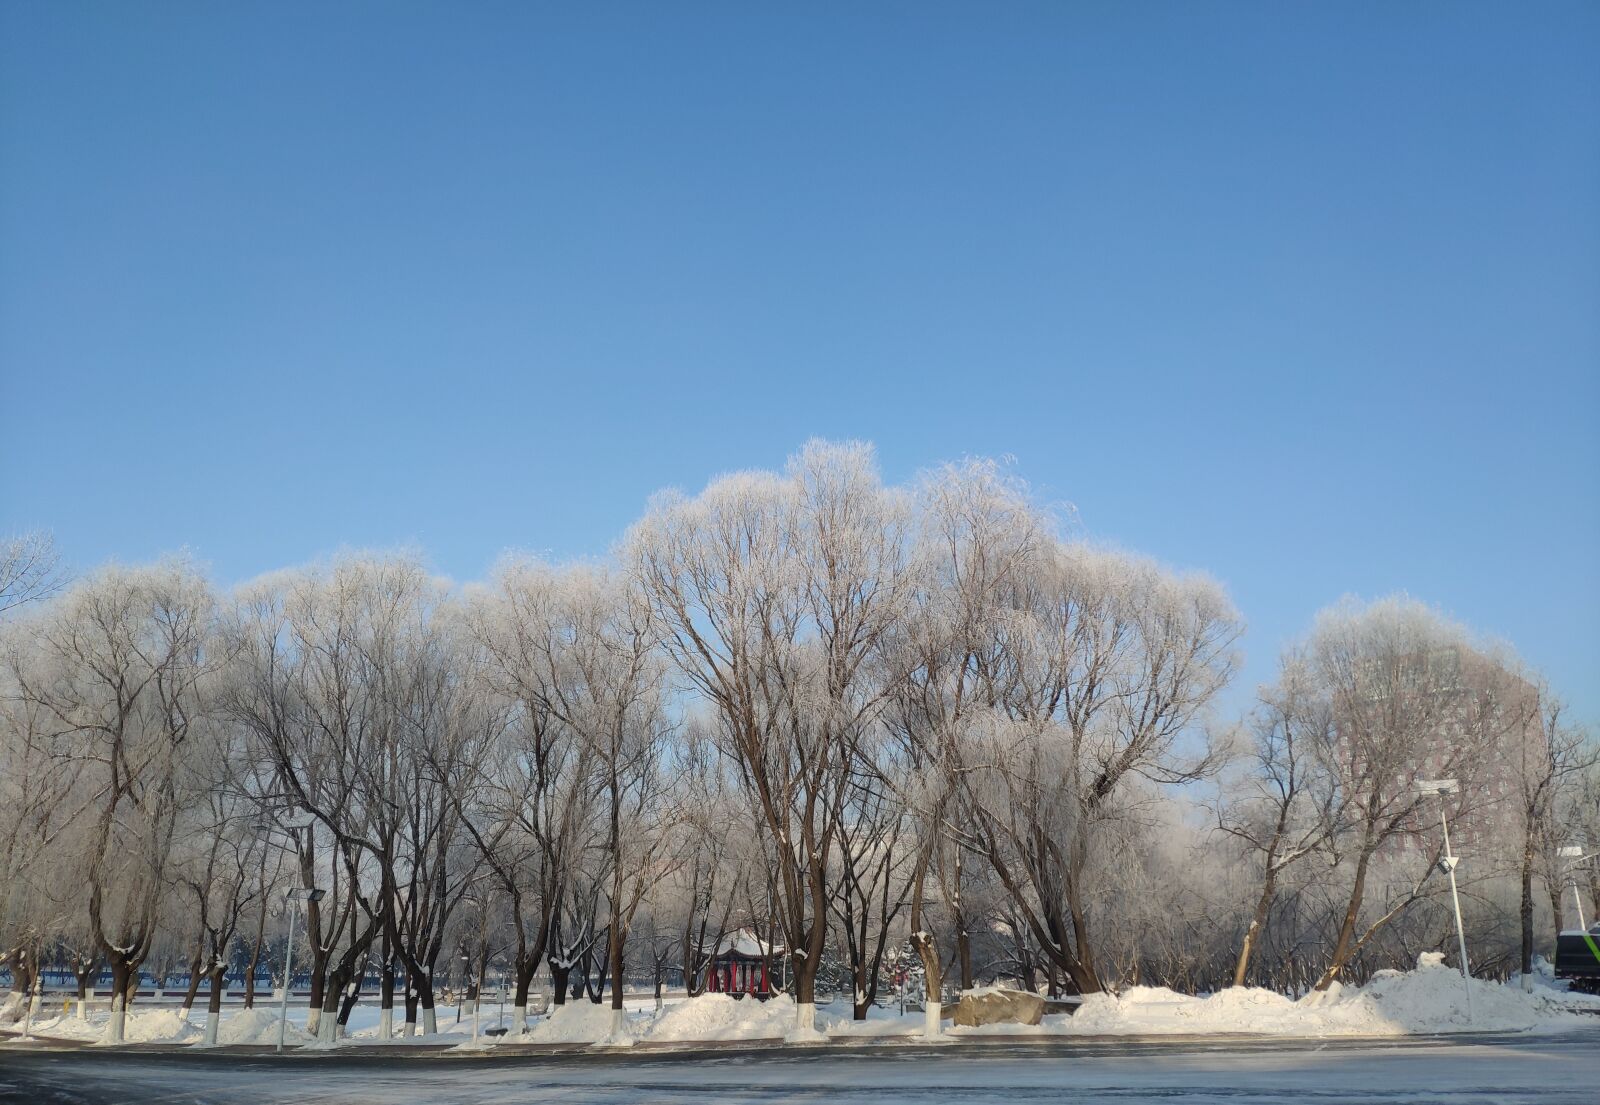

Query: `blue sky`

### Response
(2, 1, 1597, 722)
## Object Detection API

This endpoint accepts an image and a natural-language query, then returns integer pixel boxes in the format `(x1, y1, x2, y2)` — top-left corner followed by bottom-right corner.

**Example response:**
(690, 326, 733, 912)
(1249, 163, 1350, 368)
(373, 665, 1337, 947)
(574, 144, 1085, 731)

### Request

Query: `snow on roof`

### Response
(702, 929, 782, 958)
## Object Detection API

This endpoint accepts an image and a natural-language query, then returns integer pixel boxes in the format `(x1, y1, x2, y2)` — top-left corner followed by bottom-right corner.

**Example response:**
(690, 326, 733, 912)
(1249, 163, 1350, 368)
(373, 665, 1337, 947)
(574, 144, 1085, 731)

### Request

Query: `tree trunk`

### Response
(403, 970, 420, 1037)
(1316, 848, 1373, 990)
(74, 960, 95, 1019)
(791, 947, 819, 1035)
(606, 921, 627, 1041)
(181, 951, 204, 1012)
(513, 963, 535, 1035)
(318, 976, 342, 1043)
(587, 943, 610, 1004)
(243, 934, 262, 1010)
(1520, 838, 1537, 991)
(106, 959, 131, 1043)
(550, 962, 570, 1007)
(419, 964, 438, 1035)
(305, 963, 325, 1038)
(203, 966, 225, 1047)
(380, 958, 396, 1040)
(4, 948, 35, 1024)
(1233, 866, 1280, 987)
(1018, 943, 1038, 995)
(852, 957, 870, 1021)
(910, 927, 942, 1038)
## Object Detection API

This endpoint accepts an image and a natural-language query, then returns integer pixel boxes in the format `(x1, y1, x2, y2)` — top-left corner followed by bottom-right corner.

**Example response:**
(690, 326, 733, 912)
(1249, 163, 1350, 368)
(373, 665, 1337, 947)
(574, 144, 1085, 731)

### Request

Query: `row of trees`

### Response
(2, 443, 1595, 1043)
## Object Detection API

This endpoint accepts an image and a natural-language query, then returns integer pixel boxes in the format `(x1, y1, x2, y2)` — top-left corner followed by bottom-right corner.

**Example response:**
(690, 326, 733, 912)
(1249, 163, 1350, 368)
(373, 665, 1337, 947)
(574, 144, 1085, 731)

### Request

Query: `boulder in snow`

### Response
(952, 988, 1045, 1027)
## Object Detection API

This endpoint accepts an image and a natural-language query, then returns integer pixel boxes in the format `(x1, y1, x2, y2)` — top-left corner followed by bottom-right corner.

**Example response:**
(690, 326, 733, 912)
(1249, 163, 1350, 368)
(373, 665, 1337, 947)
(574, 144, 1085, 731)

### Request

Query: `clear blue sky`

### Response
(2, 1, 1597, 722)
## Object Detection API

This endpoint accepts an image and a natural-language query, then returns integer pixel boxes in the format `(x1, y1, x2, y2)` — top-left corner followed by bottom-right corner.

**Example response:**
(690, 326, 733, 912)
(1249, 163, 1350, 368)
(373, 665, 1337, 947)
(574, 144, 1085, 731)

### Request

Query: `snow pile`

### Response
(1035, 954, 1600, 1038)
(508, 995, 803, 1045)
(1062, 984, 1305, 1035)
(646, 994, 797, 1042)
(521, 1001, 632, 1043)
(821, 1007, 925, 1037)
(95, 1009, 202, 1045)
(0, 993, 25, 1024)
(215, 1009, 313, 1046)
(1312, 957, 1589, 1033)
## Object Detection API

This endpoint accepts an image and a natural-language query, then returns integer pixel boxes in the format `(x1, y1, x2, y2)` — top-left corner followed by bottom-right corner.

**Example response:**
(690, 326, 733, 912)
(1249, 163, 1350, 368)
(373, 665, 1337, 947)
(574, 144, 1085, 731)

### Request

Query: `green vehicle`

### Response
(1555, 924, 1600, 995)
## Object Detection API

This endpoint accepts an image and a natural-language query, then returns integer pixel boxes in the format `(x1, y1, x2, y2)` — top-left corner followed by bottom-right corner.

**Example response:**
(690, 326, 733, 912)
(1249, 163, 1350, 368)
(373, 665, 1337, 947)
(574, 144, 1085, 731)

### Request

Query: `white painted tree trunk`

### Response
(402, 1018, 416, 1037)
(378, 1007, 393, 1040)
(423, 1006, 438, 1035)
(1521, 972, 1534, 994)
(203, 1008, 220, 1047)
(512, 1002, 527, 1036)
(306, 1005, 321, 1037)
(608, 1007, 628, 1044)
(107, 994, 127, 1044)
(923, 1000, 942, 1039)
(318, 1009, 338, 1043)
(788, 1000, 824, 1042)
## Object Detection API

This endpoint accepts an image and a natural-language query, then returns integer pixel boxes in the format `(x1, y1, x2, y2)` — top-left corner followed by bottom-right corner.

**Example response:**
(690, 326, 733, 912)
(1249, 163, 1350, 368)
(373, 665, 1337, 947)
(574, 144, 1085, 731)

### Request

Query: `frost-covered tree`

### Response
(5, 561, 216, 1042)
(0, 530, 63, 619)
(628, 441, 916, 1036)
(955, 543, 1239, 994)
(1216, 654, 1338, 986)
(1305, 597, 1530, 989)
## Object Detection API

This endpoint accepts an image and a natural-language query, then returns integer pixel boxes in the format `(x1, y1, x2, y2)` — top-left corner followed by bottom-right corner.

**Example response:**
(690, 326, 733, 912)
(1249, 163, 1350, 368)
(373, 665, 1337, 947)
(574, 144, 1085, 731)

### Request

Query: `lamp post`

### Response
(1557, 845, 1598, 929)
(497, 964, 507, 1032)
(252, 810, 320, 1050)
(472, 961, 483, 1045)
(1416, 780, 1472, 1021)
(278, 887, 326, 1052)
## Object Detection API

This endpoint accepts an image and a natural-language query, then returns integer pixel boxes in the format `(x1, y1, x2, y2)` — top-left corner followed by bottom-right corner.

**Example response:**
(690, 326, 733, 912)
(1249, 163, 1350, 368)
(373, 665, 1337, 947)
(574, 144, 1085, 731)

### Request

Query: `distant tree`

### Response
(1307, 598, 1522, 990)
(0, 531, 63, 618)
(1217, 655, 1337, 987)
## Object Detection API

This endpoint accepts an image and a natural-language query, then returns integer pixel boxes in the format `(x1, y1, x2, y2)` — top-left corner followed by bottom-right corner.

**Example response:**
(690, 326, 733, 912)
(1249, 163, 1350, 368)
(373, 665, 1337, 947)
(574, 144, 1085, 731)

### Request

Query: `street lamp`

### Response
(1417, 779, 1472, 1021)
(496, 960, 507, 1034)
(1557, 845, 1598, 929)
(278, 887, 326, 1053)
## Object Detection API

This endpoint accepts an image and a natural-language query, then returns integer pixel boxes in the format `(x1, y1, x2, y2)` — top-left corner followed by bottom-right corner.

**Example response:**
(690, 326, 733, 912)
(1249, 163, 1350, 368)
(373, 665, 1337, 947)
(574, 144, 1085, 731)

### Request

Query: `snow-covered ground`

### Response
(3, 1034, 1599, 1105)
(7, 955, 1599, 1048)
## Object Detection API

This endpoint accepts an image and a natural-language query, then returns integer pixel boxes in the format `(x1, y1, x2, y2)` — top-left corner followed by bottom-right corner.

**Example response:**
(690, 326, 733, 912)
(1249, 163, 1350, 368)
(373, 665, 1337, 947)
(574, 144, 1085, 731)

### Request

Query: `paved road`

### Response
(2, 1032, 1596, 1104)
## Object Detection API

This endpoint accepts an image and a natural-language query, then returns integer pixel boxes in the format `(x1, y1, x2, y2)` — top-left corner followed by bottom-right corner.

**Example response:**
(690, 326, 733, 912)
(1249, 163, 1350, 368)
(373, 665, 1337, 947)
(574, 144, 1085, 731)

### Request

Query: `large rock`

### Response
(952, 987, 1046, 1027)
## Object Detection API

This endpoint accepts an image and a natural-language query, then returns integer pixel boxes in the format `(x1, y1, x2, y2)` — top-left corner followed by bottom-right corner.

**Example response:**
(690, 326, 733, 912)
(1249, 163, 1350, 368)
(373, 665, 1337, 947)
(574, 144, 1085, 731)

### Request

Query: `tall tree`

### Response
(7, 561, 216, 1042)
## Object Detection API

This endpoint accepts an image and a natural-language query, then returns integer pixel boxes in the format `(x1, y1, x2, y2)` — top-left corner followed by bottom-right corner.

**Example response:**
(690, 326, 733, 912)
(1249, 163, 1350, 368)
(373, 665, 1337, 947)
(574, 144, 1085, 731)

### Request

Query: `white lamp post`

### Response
(278, 887, 325, 1052)
(1557, 845, 1598, 929)
(1417, 780, 1472, 1021)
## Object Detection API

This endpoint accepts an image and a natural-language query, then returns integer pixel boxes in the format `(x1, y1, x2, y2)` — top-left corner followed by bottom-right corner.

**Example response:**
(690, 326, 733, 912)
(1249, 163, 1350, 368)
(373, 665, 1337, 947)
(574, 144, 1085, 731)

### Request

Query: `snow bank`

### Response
(509, 995, 802, 1045)
(216, 1009, 313, 1046)
(821, 1007, 926, 1037)
(0, 992, 25, 1024)
(521, 1001, 630, 1043)
(2, 1013, 93, 1041)
(646, 994, 796, 1042)
(1008, 954, 1600, 1039)
(95, 1009, 202, 1045)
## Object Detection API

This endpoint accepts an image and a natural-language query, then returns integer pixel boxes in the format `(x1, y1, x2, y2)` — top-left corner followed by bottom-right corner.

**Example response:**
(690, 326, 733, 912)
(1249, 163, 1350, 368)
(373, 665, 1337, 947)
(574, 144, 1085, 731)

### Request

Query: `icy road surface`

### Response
(2, 1032, 1597, 1104)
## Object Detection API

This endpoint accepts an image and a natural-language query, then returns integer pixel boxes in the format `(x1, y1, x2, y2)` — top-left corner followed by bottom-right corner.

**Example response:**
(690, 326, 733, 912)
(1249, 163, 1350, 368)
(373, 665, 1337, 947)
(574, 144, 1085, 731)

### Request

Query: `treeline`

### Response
(1, 442, 1596, 1043)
